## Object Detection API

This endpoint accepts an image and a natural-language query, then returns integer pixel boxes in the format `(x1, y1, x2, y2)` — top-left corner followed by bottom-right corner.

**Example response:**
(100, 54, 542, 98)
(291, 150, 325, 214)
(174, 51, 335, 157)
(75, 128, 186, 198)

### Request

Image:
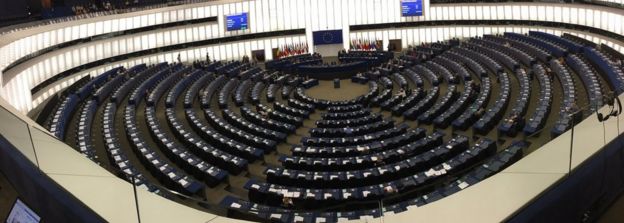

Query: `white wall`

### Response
(350, 25, 624, 53)
(27, 34, 307, 109)
(314, 44, 344, 57)
(4, 22, 219, 94)
(1, 1, 624, 113)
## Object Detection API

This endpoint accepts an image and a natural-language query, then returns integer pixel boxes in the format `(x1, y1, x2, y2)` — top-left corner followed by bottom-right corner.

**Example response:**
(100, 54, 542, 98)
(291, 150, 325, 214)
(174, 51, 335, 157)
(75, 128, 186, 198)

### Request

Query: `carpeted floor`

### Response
(598, 193, 624, 223)
(304, 79, 370, 101)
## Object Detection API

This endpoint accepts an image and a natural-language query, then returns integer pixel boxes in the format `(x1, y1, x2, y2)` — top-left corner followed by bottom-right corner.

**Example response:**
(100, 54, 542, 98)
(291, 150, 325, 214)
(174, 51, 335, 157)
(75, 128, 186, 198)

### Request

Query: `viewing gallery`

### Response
(1, 0, 624, 222)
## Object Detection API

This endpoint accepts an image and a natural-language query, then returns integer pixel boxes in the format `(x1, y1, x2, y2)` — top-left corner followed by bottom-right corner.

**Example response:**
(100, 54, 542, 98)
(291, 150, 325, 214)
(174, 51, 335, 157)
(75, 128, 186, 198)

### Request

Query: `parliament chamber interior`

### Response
(1, 0, 624, 222)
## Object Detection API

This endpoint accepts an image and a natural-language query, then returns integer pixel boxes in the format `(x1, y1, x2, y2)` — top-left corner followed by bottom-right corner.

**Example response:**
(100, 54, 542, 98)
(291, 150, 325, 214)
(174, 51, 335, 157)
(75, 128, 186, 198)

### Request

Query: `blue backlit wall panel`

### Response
(226, 13, 249, 31)
(312, 30, 343, 45)
(402, 0, 423, 16)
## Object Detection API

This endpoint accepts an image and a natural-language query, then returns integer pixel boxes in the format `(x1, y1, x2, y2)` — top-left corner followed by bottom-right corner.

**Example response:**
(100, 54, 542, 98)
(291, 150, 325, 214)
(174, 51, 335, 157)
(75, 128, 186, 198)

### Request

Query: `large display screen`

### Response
(5, 199, 40, 223)
(225, 13, 249, 31)
(401, 0, 423, 16)
(312, 30, 343, 45)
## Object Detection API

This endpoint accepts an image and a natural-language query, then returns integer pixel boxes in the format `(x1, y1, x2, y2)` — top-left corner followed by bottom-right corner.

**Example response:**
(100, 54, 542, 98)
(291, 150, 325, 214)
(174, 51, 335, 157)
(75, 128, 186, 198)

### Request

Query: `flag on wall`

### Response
(349, 38, 381, 51)
(276, 42, 309, 59)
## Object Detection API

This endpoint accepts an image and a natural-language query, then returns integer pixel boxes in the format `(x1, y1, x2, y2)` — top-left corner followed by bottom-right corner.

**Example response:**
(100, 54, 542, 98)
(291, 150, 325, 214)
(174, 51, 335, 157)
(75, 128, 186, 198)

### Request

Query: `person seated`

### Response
(259, 109, 270, 119)
(282, 196, 294, 207)
(505, 117, 515, 126)
(506, 112, 520, 126)
(371, 155, 384, 166)
(396, 88, 407, 98)
(384, 185, 397, 194)
(466, 82, 480, 94)
(475, 107, 485, 118)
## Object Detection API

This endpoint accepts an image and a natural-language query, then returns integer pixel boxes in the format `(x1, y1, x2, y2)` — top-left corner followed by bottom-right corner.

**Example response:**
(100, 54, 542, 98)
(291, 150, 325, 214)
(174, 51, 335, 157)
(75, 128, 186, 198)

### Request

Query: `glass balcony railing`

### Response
(0, 91, 623, 222)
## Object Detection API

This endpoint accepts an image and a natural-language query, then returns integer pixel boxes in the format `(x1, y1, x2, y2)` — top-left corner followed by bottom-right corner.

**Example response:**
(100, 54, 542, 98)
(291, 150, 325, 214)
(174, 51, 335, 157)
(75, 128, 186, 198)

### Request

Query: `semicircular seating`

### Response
(40, 32, 624, 223)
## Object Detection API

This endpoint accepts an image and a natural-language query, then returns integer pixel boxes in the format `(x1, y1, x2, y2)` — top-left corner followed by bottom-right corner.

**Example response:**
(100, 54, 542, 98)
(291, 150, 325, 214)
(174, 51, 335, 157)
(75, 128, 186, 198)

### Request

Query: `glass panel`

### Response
(0, 106, 38, 166)
(569, 93, 611, 170)
(132, 175, 228, 219)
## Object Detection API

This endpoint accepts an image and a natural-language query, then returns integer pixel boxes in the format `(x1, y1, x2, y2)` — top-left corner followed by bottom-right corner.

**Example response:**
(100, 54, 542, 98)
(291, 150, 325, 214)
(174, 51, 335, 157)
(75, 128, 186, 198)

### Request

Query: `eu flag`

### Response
(313, 30, 343, 45)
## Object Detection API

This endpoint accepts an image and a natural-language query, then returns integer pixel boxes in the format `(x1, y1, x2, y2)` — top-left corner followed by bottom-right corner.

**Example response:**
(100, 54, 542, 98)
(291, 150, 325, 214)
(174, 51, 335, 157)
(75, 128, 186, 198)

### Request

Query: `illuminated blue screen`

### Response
(6, 199, 40, 223)
(226, 13, 248, 31)
(401, 0, 423, 16)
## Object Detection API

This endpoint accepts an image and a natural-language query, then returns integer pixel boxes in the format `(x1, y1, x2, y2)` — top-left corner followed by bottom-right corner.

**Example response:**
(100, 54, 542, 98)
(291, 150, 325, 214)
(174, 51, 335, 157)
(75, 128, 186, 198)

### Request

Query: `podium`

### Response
(302, 79, 319, 89)
(333, 78, 341, 88)
(351, 76, 369, 84)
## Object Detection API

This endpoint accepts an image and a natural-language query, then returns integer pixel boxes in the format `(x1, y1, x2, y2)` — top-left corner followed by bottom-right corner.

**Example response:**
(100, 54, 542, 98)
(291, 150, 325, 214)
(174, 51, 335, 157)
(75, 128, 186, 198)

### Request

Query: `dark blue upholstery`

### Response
(524, 64, 552, 135)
